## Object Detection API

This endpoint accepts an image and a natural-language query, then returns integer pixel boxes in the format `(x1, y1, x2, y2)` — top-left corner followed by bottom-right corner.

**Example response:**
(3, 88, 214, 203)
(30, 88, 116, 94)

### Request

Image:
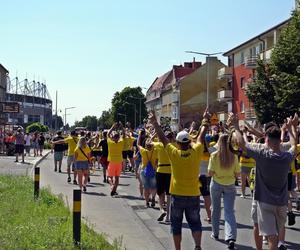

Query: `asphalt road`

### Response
(2, 154, 300, 250)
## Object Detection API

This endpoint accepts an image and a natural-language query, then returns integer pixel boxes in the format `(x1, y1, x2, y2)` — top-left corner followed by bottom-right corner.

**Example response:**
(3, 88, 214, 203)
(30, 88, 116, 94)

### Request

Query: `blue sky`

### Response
(0, 0, 296, 125)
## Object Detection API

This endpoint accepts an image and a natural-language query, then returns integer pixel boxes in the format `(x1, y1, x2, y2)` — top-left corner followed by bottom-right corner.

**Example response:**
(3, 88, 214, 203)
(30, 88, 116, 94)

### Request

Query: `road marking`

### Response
(136, 211, 151, 220)
(150, 226, 169, 239)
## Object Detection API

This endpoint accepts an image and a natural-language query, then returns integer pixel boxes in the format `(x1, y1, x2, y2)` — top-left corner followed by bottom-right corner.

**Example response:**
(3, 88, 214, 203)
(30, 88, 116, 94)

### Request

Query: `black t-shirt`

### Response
(53, 136, 65, 152)
(38, 136, 45, 145)
(99, 139, 108, 157)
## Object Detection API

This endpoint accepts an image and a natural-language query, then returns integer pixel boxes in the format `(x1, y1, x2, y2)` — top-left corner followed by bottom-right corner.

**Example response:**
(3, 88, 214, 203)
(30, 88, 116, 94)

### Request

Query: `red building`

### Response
(223, 19, 290, 123)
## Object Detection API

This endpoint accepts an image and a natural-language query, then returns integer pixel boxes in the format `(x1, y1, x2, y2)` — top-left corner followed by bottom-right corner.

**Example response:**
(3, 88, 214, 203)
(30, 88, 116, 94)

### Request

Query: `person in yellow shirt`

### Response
(208, 134, 241, 249)
(149, 109, 209, 250)
(153, 130, 174, 223)
(74, 137, 91, 192)
(107, 122, 125, 197)
(52, 130, 78, 184)
(122, 128, 135, 173)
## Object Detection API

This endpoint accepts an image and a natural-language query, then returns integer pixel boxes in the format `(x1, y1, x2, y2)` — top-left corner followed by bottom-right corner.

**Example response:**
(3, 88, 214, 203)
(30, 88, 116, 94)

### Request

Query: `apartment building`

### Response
(0, 64, 9, 124)
(223, 19, 290, 122)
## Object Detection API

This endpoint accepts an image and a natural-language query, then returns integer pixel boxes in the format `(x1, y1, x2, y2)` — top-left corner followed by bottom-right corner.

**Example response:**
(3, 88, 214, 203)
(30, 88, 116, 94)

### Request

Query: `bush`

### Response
(26, 123, 49, 133)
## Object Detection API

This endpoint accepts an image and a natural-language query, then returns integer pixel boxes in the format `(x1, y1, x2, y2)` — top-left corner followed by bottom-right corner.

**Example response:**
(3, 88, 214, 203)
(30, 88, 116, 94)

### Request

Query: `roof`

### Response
(146, 70, 172, 94)
(223, 18, 290, 56)
(0, 64, 9, 73)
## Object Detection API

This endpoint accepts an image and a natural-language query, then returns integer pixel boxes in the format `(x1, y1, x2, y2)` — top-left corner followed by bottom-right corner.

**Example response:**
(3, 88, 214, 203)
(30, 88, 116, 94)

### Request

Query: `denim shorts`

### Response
(171, 195, 202, 235)
(54, 151, 64, 161)
(140, 170, 156, 189)
(75, 161, 89, 170)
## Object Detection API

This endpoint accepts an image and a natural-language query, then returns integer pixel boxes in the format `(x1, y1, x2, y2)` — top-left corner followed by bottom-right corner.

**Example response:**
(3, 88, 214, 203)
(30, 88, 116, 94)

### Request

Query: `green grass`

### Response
(0, 175, 121, 250)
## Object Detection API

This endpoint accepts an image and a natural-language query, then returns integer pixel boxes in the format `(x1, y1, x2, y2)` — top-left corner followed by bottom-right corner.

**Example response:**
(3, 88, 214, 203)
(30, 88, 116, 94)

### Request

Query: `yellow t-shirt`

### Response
(166, 143, 204, 196)
(153, 142, 171, 174)
(64, 136, 78, 156)
(139, 147, 158, 170)
(208, 152, 240, 185)
(107, 138, 124, 163)
(123, 137, 135, 151)
(239, 156, 256, 168)
(74, 146, 91, 161)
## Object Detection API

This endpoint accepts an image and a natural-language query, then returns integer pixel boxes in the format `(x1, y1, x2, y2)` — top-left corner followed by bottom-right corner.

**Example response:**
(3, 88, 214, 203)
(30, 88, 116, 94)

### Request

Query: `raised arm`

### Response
(148, 110, 169, 146)
(107, 123, 117, 139)
(197, 108, 210, 144)
(287, 116, 297, 148)
(244, 120, 264, 139)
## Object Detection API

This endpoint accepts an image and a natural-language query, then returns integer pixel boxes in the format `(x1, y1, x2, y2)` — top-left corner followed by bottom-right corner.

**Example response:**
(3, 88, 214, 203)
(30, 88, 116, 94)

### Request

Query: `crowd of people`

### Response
(3, 110, 300, 250)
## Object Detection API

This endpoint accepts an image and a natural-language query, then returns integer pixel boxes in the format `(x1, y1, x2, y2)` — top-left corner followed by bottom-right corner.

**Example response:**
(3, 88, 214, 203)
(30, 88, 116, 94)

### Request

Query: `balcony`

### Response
(217, 89, 232, 102)
(245, 108, 256, 120)
(217, 67, 233, 80)
(259, 49, 272, 63)
(245, 56, 258, 69)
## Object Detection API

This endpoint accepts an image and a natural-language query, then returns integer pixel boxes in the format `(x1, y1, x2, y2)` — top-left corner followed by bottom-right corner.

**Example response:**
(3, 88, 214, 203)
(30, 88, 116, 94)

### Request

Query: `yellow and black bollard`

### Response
(73, 189, 81, 245)
(34, 167, 40, 199)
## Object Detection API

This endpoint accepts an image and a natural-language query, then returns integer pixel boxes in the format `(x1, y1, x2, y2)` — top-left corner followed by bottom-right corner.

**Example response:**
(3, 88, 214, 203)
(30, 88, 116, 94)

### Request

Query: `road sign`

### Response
(1, 102, 20, 113)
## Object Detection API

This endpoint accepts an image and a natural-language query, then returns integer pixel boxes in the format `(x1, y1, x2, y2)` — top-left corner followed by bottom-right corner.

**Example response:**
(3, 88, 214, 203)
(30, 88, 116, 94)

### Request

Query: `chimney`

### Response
(184, 62, 193, 68)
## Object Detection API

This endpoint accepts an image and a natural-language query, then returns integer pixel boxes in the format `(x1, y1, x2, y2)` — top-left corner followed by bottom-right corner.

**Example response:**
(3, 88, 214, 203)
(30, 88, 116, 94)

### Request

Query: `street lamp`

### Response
(64, 107, 76, 130)
(128, 96, 144, 126)
(125, 102, 136, 129)
(117, 113, 127, 124)
(185, 51, 223, 107)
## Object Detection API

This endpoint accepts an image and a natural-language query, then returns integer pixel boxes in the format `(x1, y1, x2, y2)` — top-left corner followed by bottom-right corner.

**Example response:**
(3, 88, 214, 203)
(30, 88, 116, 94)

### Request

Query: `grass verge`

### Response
(0, 175, 121, 250)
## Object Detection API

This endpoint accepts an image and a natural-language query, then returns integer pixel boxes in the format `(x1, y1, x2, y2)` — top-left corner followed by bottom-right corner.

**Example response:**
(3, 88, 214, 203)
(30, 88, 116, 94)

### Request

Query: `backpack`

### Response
(144, 150, 155, 178)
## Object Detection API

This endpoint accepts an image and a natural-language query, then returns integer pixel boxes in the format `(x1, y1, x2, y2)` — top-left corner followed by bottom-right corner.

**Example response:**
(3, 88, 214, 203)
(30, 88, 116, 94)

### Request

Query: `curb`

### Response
(28, 151, 51, 176)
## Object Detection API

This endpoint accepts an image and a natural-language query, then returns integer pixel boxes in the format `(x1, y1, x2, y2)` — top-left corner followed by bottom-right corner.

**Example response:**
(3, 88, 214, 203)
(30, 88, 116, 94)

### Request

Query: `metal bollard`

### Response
(34, 167, 40, 199)
(73, 189, 81, 245)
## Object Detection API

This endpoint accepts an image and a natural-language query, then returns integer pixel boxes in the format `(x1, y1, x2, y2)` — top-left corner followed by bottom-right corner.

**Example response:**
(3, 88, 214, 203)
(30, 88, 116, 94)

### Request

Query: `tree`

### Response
(246, 10, 300, 124)
(98, 109, 114, 129)
(26, 122, 49, 133)
(111, 86, 147, 128)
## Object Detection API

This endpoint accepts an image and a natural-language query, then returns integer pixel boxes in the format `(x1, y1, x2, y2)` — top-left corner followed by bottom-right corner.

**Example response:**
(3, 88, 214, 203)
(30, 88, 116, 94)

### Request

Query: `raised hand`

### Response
(291, 113, 299, 128)
(203, 107, 211, 119)
(148, 110, 157, 124)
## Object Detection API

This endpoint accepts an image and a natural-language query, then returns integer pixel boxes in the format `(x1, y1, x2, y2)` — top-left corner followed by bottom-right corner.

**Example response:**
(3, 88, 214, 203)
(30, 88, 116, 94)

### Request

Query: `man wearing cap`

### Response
(148, 110, 210, 250)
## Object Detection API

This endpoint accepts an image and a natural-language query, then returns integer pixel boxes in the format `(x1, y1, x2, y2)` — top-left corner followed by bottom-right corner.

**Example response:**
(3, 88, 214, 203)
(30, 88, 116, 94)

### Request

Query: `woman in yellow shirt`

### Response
(74, 137, 91, 192)
(208, 134, 241, 249)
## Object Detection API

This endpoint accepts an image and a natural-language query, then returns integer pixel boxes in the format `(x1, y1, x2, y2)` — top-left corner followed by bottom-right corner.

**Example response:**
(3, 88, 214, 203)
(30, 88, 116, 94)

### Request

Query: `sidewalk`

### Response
(0, 150, 51, 175)
(39, 155, 166, 250)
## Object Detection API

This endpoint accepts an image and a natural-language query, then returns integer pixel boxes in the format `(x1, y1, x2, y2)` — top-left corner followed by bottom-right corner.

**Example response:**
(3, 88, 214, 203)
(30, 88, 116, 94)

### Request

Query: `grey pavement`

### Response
(0, 150, 51, 175)
(35, 154, 300, 250)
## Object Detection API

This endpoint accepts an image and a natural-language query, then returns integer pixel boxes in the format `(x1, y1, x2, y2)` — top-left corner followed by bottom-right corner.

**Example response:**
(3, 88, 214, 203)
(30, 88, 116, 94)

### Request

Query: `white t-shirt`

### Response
(24, 135, 32, 146)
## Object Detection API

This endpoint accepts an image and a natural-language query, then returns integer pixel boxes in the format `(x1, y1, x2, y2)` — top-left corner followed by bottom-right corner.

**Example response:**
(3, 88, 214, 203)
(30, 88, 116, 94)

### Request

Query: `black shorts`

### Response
(122, 150, 134, 160)
(288, 172, 296, 191)
(156, 172, 171, 196)
(92, 151, 102, 157)
(199, 175, 211, 197)
(15, 144, 24, 154)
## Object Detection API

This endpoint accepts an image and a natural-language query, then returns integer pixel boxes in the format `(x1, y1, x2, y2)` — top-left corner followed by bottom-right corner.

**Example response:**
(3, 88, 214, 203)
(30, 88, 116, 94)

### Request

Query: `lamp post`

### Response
(64, 107, 76, 130)
(125, 102, 136, 129)
(185, 51, 223, 107)
(117, 113, 127, 124)
(128, 96, 144, 126)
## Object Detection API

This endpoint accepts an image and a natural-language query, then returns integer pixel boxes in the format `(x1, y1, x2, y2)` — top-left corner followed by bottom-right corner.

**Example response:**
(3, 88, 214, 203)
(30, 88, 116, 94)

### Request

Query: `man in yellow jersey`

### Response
(52, 130, 78, 184)
(153, 130, 175, 223)
(149, 110, 209, 250)
(122, 128, 135, 173)
(107, 122, 125, 197)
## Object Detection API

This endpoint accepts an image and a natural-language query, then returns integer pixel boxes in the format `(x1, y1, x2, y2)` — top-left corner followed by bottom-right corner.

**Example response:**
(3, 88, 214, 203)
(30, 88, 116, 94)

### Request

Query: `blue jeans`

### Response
(171, 195, 202, 235)
(210, 180, 237, 241)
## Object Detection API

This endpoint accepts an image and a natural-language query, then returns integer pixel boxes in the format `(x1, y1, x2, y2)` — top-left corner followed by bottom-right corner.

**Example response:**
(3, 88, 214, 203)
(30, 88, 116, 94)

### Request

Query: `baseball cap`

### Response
(176, 130, 190, 143)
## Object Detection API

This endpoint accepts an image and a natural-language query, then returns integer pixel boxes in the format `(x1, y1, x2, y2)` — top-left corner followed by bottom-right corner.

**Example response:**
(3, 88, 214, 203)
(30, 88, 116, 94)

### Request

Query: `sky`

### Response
(0, 0, 296, 125)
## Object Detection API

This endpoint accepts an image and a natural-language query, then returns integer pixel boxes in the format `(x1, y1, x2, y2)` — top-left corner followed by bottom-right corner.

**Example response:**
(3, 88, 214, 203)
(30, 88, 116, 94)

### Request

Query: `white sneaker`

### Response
(240, 194, 246, 198)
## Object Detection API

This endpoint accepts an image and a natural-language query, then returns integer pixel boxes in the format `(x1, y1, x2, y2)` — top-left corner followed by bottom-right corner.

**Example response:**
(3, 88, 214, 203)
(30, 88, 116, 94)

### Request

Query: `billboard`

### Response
(1, 102, 20, 113)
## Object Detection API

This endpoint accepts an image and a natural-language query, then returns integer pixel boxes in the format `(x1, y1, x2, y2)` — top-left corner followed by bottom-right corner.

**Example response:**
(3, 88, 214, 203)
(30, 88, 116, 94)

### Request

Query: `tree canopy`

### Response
(246, 10, 300, 124)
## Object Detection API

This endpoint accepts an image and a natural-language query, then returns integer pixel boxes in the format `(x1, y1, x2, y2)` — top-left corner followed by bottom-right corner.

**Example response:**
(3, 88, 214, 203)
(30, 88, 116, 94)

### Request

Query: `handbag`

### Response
(144, 150, 155, 178)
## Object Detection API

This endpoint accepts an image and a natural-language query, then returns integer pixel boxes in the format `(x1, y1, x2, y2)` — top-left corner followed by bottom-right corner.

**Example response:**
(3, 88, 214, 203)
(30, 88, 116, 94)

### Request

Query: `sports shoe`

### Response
(151, 198, 155, 207)
(287, 211, 296, 226)
(67, 177, 71, 183)
(278, 243, 287, 250)
(83, 186, 87, 192)
(73, 180, 78, 185)
(157, 212, 167, 222)
(240, 194, 246, 198)
(194, 246, 201, 250)
(228, 240, 235, 250)
(210, 234, 219, 241)
(54, 168, 57, 172)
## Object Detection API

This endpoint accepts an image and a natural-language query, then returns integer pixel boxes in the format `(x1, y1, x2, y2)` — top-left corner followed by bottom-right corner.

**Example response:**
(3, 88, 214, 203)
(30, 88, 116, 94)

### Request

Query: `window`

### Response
(240, 77, 245, 89)
(228, 56, 233, 67)
(227, 80, 232, 89)
(240, 101, 245, 113)
(240, 52, 244, 64)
